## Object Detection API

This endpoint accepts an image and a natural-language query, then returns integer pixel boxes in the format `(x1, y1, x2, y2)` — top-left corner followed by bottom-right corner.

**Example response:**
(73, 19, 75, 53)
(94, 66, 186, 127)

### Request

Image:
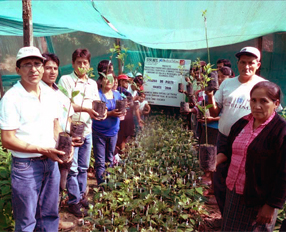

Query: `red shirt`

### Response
(226, 112, 275, 194)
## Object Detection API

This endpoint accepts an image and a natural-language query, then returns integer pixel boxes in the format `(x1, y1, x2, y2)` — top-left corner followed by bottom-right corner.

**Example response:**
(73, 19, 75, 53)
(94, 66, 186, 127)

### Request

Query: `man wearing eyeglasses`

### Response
(0, 46, 70, 231)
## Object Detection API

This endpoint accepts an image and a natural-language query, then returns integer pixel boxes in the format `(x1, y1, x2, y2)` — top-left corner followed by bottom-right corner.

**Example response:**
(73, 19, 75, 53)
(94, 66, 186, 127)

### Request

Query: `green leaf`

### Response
(99, 72, 106, 78)
(180, 214, 189, 220)
(58, 85, 69, 97)
(106, 74, 114, 85)
(197, 104, 204, 113)
(0, 180, 10, 187)
(195, 187, 203, 195)
(1, 185, 10, 195)
(205, 104, 213, 110)
(78, 67, 87, 75)
(0, 167, 8, 179)
(72, 90, 80, 98)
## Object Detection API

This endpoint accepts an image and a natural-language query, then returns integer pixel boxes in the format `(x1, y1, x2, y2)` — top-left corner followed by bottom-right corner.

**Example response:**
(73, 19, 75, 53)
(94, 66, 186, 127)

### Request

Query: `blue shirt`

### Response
(92, 90, 122, 136)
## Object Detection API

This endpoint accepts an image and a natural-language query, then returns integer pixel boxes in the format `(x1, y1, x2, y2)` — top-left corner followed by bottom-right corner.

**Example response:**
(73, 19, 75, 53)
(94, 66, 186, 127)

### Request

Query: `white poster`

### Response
(143, 57, 191, 107)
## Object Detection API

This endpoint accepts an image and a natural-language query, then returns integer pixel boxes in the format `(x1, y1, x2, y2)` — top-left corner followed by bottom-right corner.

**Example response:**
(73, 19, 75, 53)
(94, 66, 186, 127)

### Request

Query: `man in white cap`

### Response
(0, 46, 70, 231)
(206, 46, 265, 217)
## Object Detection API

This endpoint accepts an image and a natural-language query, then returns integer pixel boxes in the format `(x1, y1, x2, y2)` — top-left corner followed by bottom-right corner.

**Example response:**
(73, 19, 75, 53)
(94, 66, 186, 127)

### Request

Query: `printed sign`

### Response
(143, 58, 191, 107)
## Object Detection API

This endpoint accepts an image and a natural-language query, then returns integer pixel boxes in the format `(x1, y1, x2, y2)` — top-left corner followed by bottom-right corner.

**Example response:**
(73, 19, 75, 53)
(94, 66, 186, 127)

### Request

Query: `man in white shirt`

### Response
(58, 48, 101, 217)
(42, 52, 79, 230)
(206, 47, 265, 216)
(0, 46, 69, 231)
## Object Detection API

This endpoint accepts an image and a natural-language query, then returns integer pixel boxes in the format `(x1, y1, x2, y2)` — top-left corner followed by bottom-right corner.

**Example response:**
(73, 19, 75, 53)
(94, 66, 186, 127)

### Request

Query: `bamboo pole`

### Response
(22, 0, 33, 46)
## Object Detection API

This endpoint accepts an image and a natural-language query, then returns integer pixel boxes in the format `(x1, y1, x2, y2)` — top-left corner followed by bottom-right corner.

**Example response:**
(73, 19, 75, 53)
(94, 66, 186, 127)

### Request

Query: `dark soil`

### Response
(59, 171, 97, 232)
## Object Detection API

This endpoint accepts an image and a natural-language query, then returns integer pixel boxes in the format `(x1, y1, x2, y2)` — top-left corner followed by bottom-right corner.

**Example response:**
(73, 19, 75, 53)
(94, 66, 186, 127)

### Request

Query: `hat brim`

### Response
(235, 51, 259, 59)
(17, 55, 46, 62)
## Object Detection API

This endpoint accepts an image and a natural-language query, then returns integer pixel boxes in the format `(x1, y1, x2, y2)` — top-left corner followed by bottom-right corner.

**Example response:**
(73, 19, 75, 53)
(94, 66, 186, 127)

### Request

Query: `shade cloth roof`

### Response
(1, 1, 286, 50)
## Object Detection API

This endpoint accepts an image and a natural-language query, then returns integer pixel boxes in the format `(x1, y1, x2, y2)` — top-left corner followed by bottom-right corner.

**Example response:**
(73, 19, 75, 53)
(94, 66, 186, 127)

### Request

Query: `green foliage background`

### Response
(0, 135, 13, 231)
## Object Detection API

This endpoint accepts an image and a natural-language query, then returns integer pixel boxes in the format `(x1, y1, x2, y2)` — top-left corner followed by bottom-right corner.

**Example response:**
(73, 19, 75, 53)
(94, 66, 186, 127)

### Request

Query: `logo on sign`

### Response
(180, 60, 185, 65)
(146, 58, 159, 65)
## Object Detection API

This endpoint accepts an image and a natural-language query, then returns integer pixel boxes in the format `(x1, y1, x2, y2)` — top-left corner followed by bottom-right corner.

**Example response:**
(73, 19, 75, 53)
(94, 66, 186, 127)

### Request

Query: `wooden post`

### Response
(22, 0, 33, 46)
(116, 38, 122, 74)
(257, 36, 263, 76)
(0, 73, 4, 98)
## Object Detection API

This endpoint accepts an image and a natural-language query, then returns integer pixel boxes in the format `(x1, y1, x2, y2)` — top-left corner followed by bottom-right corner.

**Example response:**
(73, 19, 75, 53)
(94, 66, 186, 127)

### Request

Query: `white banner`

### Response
(143, 57, 191, 107)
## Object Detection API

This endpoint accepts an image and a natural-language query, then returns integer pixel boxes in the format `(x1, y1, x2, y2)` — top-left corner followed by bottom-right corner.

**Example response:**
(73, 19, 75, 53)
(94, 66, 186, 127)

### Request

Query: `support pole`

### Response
(22, 0, 33, 46)
(116, 38, 122, 74)
(257, 36, 263, 76)
(0, 73, 4, 98)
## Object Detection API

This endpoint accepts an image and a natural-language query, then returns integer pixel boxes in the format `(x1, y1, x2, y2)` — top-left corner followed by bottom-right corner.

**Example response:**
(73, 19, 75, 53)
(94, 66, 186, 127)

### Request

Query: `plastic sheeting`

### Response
(0, 1, 124, 38)
(1, 1, 286, 50)
(94, 1, 286, 49)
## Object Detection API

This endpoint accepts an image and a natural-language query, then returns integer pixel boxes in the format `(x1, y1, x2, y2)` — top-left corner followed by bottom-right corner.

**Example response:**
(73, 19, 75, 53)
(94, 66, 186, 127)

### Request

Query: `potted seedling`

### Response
(184, 74, 197, 108)
(178, 64, 190, 112)
(106, 48, 127, 114)
(57, 86, 80, 190)
(92, 100, 106, 119)
(195, 10, 218, 172)
(178, 64, 186, 93)
(93, 72, 114, 119)
(178, 83, 184, 93)
(57, 86, 80, 161)
(194, 60, 217, 171)
(69, 67, 94, 142)
(180, 101, 189, 113)
(116, 98, 127, 113)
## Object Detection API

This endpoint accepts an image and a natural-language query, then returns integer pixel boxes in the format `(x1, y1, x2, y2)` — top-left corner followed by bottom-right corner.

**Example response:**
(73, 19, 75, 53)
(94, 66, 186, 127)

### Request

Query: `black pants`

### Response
(213, 131, 229, 216)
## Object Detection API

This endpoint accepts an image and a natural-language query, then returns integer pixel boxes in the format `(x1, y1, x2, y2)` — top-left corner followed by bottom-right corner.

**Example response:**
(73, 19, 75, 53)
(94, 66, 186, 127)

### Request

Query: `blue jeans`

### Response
(92, 131, 117, 185)
(67, 133, 92, 205)
(11, 157, 60, 232)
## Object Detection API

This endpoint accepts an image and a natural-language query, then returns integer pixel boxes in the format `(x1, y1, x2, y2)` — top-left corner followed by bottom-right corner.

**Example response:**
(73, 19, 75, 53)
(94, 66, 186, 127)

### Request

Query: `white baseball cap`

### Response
(235, 47, 261, 61)
(16, 46, 46, 62)
(127, 72, 134, 78)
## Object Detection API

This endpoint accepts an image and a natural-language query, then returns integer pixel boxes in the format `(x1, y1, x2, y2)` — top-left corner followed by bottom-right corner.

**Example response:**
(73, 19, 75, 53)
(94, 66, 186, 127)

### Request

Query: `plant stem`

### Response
(78, 85, 86, 122)
(204, 99, 208, 145)
(203, 14, 210, 64)
(65, 102, 72, 133)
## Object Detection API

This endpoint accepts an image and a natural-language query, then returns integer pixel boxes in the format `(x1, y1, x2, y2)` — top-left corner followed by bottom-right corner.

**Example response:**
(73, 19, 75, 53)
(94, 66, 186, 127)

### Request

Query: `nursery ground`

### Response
(59, 170, 223, 232)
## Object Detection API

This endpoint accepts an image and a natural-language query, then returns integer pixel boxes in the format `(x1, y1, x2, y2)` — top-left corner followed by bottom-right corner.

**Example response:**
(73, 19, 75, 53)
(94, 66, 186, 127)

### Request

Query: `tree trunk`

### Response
(22, 0, 33, 46)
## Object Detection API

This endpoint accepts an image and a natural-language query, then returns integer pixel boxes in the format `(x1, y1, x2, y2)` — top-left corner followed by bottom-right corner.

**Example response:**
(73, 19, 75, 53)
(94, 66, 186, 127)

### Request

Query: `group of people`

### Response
(182, 46, 286, 231)
(1, 44, 286, 232)
(0, 46, 150, 231)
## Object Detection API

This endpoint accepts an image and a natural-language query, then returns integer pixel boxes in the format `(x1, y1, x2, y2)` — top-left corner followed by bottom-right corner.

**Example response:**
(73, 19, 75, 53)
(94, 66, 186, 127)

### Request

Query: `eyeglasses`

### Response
(20, 63, 43, 70)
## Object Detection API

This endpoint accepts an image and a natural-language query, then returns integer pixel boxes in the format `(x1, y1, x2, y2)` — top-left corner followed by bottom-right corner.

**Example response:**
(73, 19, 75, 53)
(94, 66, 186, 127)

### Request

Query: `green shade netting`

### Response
(94, 1, 286, 49)
(1, 1, 286, 49)
(0, 1, 124, 38)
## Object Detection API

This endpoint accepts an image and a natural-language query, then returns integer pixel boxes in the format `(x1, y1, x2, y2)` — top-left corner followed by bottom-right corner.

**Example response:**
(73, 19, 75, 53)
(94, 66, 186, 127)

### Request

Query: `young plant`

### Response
(86, 115, 206, 231)
(202, 10, 210, 64)
(77, 66, 99, 122)
(109, 43, 143, 76)
(281, 107, 286, 120)
(58, 86, 80, 132)
(193, 59, 216, 145)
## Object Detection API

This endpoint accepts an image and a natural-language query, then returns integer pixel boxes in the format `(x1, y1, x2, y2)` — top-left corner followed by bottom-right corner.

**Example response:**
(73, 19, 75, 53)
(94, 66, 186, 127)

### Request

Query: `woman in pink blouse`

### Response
(216, 81, 286, 231)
